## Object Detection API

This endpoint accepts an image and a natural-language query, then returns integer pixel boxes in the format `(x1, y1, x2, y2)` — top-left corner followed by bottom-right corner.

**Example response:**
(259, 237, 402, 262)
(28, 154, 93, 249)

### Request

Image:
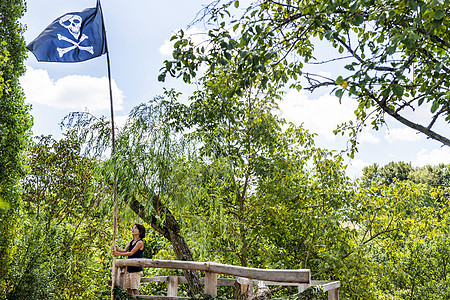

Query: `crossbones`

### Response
(57, 33, 94, 57)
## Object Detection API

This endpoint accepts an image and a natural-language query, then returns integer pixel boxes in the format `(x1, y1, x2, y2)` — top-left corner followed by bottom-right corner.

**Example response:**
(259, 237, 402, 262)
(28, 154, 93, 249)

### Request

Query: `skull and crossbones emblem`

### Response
(57, 14, 94, 57)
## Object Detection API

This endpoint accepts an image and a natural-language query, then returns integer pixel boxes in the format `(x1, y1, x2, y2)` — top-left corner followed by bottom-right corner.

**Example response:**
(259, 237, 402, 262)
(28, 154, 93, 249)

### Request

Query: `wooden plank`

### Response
(167, 276, 178, 297)
(321, 281, 341, 292)
(141, 276, 237, 286)
(115, 259, 210, 271)
(141, 276, 169, 283)
(115, 267, 125, 288)
(136, 296, 189, 300)
(140, 276, 339, 291)
(298, 284, 310, 293)
(328, 287, 339, 300)
(204, 272, 217, 296)
(207, 262, 310, 283)
(115, 259, 310, 283)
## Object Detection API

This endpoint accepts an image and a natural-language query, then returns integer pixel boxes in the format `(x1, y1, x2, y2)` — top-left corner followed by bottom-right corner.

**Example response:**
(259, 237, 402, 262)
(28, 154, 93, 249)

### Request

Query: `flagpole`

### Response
(98, 2, 118, 299)
(107, 43, 119, 300)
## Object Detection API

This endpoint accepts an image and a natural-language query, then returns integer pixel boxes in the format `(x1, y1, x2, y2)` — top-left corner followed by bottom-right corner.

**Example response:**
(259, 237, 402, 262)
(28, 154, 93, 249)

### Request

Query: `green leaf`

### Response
(219, 58, 228, 65)
(234, 1, 239, 8)
(430, 101, 439, 113)
(158, 74, 166, 82)
(324, 30, 334, 40)
(352, 14, 364, 26)
(335, 76, 345, 85)
(407, 0, 418, 10)
(0, 197, 9, 210)
(434, 10, 444, 20)
(393, 85, 404, 97)
(403, 38, 416, 51)
(345, 64, 355, 71)
(335, 89, 344, 99)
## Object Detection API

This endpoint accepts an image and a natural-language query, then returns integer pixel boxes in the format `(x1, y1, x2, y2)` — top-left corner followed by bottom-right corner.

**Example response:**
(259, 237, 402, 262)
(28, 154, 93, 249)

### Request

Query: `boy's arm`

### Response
(113, 240, 143, 257)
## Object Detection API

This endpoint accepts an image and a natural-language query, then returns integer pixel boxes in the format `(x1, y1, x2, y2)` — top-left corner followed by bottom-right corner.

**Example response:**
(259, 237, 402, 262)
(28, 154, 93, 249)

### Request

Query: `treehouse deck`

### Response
(112, 259, 340, 299)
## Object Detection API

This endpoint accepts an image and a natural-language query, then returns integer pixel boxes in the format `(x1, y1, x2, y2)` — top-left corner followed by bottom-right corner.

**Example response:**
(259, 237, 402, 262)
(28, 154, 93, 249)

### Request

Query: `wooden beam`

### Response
(114, 267, 125, 288)
(204, 272, 217, 296)
(321, 281, 341, 292)
(141, 276, 170, 283)
(135, 296, 189, 300)
(115, 259, 310, 283)
(140, 276, 340, 291)
(298, 283, 310, 293)
(167, 276, 178, 297)
(328, 287, 339, 300)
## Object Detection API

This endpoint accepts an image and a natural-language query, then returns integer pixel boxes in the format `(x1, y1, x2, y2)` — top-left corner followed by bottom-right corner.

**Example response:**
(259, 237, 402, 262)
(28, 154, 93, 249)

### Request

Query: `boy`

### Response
(113, 223, 145, 295)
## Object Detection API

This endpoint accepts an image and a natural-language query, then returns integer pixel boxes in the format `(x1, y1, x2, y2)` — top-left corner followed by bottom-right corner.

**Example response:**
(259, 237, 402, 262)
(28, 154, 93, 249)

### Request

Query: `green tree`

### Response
(361, 161, 450, 187)
(63, 98, 204, 296)
(351, 181, 450, 299)
(160, 0, 450, 151)
(409, 163, 450, 186)
(5, 136, 111, 299)
(0, 0, 33, 292)
(361, 161, 413, 186)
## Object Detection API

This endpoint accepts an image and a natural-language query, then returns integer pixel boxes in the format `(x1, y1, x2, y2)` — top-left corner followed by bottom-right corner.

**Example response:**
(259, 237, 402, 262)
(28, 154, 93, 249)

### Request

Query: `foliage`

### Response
(4, 136, 111, 299)
(343, 178, 450, 299)
(157, 1, 450, 294)
(63, 97, 205, 295)
(361, 161, 450, 187)
(288, 286, 325, 300)
(113, 285, 148, 300)
(160, 0, 450, 152)
(0, 0, 33, 293)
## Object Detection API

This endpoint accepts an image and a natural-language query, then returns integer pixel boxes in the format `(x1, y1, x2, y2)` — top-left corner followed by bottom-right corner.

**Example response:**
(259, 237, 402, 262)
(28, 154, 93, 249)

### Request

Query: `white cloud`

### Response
(317, 71, 332, 79)
(359, 132, 380, 144)
(159, 26, 209, 57)
(277, 90, 357, 140)
(20, 66, 124, 111)
(349, 158, 371, 169)
(114, 115, 129, 129)
(344, 158, 370, 179)
(414, 147, 450, 166)
(384, 127, 423, 143)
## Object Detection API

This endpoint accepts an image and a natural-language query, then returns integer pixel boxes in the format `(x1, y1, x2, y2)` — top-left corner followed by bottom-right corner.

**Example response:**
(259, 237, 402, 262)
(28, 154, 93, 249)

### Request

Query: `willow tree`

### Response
(63, 97, 203, 296)
(0, 0, 33, 290)
(160, 0, 450, 152)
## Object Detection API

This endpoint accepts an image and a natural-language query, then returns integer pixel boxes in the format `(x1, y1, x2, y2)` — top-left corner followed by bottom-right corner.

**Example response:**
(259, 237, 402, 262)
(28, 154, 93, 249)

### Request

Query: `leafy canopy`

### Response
(160, 0, 450, 153)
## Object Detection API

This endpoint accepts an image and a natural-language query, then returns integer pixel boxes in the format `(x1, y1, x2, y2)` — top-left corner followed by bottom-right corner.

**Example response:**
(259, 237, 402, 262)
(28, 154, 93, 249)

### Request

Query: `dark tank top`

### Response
(127, 239, 144, 273)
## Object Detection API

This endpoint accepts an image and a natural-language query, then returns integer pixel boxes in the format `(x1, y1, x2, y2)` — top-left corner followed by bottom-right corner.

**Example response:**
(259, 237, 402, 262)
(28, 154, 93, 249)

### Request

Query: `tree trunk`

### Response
(128, 194, 202, 296)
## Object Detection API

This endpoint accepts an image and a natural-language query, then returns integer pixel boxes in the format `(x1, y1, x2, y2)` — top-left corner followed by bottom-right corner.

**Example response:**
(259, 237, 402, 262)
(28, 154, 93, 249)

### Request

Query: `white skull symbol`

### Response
(59, 14, 82, 40)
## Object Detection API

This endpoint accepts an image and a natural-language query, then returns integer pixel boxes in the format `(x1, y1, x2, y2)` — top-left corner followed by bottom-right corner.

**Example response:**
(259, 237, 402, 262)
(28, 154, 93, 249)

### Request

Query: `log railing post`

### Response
(115, 267, 125, 289)
(328, 287, 339, 300)
(167, 276, 179, 297)
(298, 283, 310, 293)
(233, 277, 253, 300)
(204, 271, 217, 296)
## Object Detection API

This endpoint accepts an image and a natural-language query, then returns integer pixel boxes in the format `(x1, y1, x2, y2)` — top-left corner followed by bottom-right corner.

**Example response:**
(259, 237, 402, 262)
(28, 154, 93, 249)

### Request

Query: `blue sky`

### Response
(21, 0, 450, 178)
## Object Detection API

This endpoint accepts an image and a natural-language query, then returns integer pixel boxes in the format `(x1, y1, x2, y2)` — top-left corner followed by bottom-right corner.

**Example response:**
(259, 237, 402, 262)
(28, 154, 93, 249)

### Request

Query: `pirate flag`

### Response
(27, 0, 106, 63)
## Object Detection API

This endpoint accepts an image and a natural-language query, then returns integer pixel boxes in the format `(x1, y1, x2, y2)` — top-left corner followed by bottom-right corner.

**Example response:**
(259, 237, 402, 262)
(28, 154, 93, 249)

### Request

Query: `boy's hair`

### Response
(134, 223, 146, 239)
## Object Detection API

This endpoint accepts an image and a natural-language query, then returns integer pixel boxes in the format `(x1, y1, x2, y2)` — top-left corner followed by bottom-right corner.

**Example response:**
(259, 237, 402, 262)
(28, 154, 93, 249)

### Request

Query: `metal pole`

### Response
(98, 1, 118, 299)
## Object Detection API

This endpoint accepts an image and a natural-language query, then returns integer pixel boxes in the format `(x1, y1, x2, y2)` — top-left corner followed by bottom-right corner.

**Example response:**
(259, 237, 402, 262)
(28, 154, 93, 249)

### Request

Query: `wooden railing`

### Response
(113, 259, 340, 300)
